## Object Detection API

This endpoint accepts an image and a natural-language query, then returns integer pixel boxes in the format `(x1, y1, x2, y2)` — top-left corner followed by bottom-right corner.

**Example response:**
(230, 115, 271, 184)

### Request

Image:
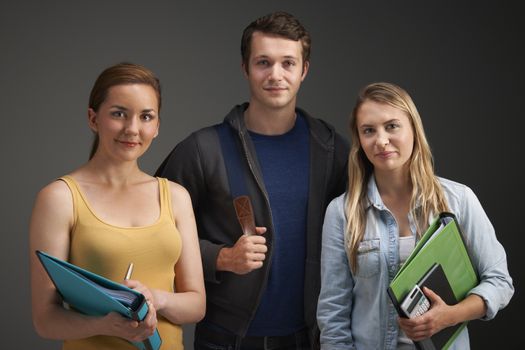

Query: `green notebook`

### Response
(387, 212, 478, 350)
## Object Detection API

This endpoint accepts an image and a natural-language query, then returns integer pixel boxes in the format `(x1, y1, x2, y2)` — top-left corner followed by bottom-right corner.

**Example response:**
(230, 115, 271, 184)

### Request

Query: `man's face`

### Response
(243, 32, 309, 111)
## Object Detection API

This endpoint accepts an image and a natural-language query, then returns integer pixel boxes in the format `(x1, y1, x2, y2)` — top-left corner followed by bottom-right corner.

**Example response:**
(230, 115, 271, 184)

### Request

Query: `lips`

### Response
(377, 151, 395, 158)
(263, 86, 287, 91)
(117, 140, 140, 147)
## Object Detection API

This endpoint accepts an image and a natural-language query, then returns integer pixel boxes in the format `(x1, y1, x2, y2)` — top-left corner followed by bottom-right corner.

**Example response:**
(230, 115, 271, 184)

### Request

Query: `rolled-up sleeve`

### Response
(457, 186, 514, 320)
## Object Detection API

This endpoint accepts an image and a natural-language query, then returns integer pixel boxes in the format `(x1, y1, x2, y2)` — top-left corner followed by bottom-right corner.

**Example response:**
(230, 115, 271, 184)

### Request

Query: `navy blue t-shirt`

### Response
(246, 114, 310, 336)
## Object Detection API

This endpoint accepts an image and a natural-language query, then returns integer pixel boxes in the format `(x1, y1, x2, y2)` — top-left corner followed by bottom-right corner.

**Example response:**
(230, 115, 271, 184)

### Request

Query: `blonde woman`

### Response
(317, 82, 513, 350)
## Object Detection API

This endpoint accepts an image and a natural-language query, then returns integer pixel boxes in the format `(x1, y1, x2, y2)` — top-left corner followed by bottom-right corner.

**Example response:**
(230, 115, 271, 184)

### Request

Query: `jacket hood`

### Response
(223, 103, 338, 150)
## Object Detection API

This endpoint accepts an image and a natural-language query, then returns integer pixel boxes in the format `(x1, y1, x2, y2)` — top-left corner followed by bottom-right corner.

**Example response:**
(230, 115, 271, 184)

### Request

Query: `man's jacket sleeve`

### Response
(155, 134, 225, 283)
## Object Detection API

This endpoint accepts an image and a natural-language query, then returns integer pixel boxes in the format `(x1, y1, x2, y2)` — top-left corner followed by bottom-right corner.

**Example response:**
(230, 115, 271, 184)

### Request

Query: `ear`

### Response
(301, 61, 310, 81)
(154, 122, 160, 138)
(87, 108, 98, 132)
(242, 61, 249, 79)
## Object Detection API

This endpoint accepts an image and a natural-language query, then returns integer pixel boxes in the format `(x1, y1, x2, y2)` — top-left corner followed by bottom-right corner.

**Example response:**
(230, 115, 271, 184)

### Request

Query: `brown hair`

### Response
(88, 62, 161, 159)
(240, 11, 311, 73)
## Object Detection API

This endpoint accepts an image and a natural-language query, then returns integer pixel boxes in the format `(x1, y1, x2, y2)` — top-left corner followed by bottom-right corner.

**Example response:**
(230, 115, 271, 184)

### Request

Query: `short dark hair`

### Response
(241, 11, 311, 72)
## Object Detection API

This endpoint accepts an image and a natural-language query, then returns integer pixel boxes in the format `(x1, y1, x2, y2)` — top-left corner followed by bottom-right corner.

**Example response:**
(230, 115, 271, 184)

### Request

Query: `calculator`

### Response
(400, 284, 430, 318)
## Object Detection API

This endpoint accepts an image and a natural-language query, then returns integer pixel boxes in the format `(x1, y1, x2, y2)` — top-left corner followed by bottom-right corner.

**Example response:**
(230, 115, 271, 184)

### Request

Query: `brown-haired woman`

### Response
(29, 62, 205, 350)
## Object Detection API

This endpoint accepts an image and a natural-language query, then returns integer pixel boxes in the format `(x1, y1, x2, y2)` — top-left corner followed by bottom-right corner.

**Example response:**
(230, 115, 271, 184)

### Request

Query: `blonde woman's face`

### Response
(356, 100, 414, 176)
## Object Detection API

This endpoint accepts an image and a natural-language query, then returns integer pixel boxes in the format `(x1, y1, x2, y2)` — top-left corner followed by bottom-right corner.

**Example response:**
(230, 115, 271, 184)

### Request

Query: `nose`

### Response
(375, 131, 389, 148)
(124, 116, 139, 135)
(268, 63, 283, 81)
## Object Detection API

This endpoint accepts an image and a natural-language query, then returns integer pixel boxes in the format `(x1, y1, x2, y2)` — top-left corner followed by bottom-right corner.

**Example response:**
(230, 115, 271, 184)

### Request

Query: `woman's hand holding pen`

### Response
(121, 278, 158, 341)
(111, 262, 158, 342)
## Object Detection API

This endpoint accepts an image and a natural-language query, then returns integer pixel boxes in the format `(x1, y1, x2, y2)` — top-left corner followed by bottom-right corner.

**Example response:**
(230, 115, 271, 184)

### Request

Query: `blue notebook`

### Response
(36, 250, 162, 350)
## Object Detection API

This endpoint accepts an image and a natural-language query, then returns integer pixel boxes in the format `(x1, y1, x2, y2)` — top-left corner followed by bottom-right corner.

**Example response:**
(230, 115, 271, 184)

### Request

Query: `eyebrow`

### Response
(110, 105, 156, 113)
(360, 118, 401, 128)
(141, 108, 156, 113)
(253, 54, 299, 60)
(110, 105, 128, 111)
(383, 118, 402, 125)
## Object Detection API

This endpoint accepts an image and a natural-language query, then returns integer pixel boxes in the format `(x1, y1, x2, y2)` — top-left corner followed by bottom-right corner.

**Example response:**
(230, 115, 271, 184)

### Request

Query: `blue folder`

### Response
(36, 250, 162, 350)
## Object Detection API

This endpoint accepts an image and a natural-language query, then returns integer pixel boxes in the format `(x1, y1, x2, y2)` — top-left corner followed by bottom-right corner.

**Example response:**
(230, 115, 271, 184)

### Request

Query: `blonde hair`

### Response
(345, 82, 449, 274)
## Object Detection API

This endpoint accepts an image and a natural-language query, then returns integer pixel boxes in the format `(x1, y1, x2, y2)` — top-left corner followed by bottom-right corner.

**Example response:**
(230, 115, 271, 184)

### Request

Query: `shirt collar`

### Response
(365, 174, 385, 210)
(365, 174, 422, 210)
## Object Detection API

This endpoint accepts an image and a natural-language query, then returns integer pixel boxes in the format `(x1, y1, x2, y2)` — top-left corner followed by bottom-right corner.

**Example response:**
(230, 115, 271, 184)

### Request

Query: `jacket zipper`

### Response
(237, 125, 276, 336)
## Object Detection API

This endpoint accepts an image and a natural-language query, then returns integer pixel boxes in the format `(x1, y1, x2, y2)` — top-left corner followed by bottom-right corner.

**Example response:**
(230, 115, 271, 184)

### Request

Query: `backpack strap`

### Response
(215, 123, 248, 198)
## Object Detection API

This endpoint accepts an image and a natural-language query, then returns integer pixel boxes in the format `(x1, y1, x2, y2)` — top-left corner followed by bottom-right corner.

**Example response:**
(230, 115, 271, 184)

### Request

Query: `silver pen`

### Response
(124, 262, 134, 280)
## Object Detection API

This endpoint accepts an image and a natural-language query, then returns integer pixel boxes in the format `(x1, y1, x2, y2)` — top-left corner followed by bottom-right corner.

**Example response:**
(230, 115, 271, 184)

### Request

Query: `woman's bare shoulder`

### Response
(165, 180, 191, 202)
(34, 178, 73, 208)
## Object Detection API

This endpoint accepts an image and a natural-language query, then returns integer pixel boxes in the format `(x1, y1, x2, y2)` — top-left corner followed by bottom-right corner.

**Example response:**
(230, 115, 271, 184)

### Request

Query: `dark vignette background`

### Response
(1, 1, 522, 348)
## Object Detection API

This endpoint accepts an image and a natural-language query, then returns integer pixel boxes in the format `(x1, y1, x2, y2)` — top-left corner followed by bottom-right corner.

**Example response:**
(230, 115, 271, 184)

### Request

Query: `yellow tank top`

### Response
(60, 175, 183, 350)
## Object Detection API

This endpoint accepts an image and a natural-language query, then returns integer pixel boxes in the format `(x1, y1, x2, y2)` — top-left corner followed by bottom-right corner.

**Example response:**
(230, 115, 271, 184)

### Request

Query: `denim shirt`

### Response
(317, 176, 514, 350)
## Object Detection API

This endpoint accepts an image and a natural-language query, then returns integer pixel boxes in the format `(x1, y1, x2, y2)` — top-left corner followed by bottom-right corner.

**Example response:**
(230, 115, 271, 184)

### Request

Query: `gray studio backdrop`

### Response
(1, 1, 522, 349)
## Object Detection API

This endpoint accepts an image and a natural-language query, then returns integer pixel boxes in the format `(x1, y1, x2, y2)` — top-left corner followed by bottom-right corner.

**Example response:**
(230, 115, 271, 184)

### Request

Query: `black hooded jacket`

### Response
(155, 103, 349, 347)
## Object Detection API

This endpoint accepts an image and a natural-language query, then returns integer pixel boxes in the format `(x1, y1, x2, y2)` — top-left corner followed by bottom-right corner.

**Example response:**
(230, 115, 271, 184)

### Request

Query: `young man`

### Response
(155, 11, 349, 350)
